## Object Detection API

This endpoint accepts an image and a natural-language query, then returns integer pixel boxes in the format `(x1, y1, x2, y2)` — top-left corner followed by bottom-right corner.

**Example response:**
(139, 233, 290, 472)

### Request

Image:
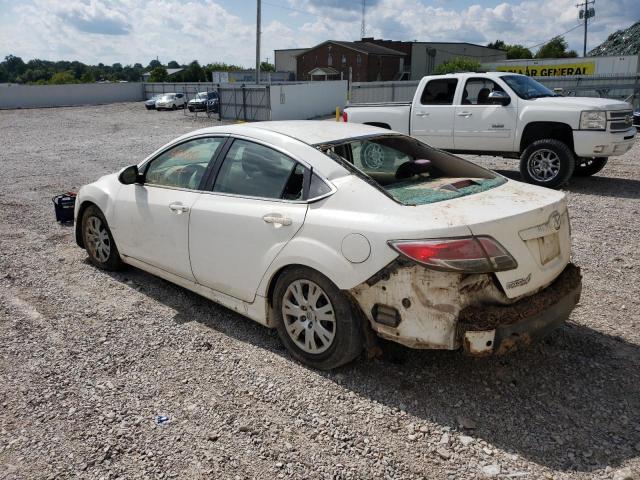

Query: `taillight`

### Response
(388, 236, 517, 273)
(342, 110, 348, 122)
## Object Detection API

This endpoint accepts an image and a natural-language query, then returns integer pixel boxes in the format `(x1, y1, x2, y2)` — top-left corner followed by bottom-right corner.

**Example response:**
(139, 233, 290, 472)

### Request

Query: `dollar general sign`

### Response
(496, 62, 595, 76)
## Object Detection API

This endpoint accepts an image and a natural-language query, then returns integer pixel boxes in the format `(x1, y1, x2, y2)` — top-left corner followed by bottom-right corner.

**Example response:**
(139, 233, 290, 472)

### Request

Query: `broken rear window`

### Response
(318, 134, 506, 205)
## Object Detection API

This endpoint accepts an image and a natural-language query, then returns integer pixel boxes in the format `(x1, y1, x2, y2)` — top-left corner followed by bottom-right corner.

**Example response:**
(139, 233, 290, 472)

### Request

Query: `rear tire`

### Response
(273, 267, 363, 370)
(81, 205, 125, 271)
(574, 157, 608, 177)
(172, 104, 177, 111)
(519, 139, 575, 189)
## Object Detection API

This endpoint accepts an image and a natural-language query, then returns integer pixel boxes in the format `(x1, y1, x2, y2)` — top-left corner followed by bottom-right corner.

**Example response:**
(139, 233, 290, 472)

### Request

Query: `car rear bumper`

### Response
(458, 263, 582, 356)
(573, 128, 636, 157)
(350, 259, 581, 355)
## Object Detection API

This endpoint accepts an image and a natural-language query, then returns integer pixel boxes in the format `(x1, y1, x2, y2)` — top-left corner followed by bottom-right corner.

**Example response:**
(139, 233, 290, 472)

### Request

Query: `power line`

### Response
(525, 23, 583, 50)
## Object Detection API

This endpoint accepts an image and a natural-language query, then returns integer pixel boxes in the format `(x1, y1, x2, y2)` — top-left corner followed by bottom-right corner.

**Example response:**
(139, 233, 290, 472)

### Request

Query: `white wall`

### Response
(0, 83, 144, 109)
(270, 81, 347, 120)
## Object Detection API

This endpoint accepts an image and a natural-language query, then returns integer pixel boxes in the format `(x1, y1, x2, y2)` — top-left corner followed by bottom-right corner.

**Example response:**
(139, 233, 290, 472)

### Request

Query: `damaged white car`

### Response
(75, 121, 582, 370)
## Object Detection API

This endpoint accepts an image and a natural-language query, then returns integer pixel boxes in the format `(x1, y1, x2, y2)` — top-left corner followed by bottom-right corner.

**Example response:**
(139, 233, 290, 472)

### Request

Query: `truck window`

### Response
(420, 79, 458, 105)
(462, 78, 505, 105)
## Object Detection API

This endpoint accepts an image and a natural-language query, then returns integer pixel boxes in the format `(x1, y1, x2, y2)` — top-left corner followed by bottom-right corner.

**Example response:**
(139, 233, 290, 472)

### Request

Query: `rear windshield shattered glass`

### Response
(320, 135, 505, 205)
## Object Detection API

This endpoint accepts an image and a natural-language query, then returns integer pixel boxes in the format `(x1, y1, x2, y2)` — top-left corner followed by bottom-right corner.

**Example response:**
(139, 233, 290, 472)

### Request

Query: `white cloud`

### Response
(0, 0, 637, 66)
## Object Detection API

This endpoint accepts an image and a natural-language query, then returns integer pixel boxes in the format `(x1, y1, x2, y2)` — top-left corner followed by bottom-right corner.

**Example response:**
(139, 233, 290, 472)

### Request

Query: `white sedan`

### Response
(155, 93, 186, 110)
(75, 121, 582, 369)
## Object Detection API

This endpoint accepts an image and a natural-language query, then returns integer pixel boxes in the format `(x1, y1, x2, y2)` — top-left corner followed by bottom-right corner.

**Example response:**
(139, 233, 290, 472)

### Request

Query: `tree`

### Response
(4, 55, 26, 76)
(434, 57, 482, 75)
(49, 71, 77, 84)
(536, 36, 578, 58)
(148, 66, 168, 82)
(486, 39, 533, 59)
(486, 39, 507, 50)
(506, 45, 533, 59)
(260, 61, 275, 72)
(147, 59, 162, 69)
(182, 60, 205, 82)
(80, 71, 95, 83)
(167, 60, 180, 68)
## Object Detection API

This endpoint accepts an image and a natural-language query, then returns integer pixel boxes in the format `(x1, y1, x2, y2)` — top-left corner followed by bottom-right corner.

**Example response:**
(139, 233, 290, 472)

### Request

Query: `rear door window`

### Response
(420, 79, 458, 105)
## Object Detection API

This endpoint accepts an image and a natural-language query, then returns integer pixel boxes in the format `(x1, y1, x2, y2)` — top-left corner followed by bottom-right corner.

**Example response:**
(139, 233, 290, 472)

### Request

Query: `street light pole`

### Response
(256, 0, 261, 85)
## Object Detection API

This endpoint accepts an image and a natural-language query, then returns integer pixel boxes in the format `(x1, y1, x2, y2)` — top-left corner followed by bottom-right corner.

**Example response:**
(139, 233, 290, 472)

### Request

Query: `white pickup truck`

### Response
(344, 72, 636, 188)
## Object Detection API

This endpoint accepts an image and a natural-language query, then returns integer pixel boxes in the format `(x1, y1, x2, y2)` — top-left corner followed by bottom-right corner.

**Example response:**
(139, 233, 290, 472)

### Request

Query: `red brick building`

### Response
(296, 40, 406, 82)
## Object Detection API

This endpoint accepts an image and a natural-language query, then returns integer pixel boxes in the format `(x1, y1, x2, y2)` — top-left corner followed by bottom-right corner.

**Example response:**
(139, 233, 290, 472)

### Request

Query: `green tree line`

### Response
(486, 36, 578, 59)
(0, 55, 276, 84)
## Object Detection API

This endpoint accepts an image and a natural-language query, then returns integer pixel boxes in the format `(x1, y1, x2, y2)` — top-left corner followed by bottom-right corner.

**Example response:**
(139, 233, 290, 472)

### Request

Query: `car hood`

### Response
(528, 96, 633, 111)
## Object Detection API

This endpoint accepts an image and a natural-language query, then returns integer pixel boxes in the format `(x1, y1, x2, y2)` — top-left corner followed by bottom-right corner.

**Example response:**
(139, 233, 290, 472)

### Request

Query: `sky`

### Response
(0, 0, 638, 67)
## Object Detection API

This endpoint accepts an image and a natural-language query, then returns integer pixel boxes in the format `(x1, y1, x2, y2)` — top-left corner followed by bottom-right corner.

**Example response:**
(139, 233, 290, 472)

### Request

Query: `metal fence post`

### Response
(217, 84, 222, 121)
(242, 84, 247, 122)
(266, 85, 271, 120)
(391, 82, 395, 102)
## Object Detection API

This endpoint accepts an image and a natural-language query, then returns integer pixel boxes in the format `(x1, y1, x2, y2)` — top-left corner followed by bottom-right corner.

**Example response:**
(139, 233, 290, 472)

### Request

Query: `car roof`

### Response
(190, 121, 393, 146)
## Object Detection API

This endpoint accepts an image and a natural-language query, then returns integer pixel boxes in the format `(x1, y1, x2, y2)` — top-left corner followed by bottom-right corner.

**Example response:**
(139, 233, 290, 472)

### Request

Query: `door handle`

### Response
(168, 202, 189, 214)
(263, 214, 292, 226)
(457, 112, 472, 117)
(416, 111, 430, 117)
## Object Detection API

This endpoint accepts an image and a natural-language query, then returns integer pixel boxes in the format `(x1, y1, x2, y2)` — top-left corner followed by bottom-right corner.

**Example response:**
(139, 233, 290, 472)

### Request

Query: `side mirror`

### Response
(118, 165, 141, 185)
(488, 91, 511, 106)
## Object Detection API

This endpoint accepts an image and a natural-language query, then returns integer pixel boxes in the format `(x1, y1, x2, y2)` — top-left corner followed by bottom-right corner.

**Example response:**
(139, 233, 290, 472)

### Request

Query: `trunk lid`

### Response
(425, 180, 571, 299)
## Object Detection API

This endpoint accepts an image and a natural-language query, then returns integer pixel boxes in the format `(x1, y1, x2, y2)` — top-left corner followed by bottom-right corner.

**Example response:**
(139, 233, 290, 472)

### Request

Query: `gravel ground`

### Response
(1, 102, 639, 480)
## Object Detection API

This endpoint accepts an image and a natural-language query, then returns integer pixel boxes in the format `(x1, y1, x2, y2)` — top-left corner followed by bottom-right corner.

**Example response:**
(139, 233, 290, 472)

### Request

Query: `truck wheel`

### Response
(273, 267, 364, 370)
(519, 139, 575, 189)
(574, 157, 608, 177)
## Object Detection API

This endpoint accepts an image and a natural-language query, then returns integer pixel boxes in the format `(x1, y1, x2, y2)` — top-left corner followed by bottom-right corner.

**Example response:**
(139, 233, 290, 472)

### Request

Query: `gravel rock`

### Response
(481, 464, 501, 477)
(1, 103, 640, 479)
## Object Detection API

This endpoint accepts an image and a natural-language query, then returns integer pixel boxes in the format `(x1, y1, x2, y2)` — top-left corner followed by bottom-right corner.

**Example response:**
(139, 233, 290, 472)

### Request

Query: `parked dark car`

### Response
(144, 95, 162, 110)
(187, 91, 219, 112)
(634, 110, 640, 127)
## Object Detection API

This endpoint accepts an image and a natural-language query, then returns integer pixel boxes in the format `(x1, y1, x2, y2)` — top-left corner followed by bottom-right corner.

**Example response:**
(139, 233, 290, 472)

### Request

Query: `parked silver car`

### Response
(144, 95, 162, 110)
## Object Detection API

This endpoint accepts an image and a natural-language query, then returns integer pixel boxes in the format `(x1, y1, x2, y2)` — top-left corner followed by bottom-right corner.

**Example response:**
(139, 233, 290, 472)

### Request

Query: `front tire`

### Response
(574, 157, 608, 177)
(519, 139, 575, 189)
(172, 104, 177, 111)
(81, 206, 125, 271)
(273, 267, 363, 370)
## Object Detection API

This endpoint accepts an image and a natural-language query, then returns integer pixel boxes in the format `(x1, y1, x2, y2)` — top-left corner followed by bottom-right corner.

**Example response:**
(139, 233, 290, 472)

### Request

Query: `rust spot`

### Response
(495, 332, 532, 356)
(458, 264, 581, 331)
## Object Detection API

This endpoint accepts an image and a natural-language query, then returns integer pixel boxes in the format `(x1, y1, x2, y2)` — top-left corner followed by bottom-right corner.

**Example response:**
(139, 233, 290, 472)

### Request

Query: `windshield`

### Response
(501, 75, 558, 100)
(195, 92, 207, 100)
(320, 135, 504, 205)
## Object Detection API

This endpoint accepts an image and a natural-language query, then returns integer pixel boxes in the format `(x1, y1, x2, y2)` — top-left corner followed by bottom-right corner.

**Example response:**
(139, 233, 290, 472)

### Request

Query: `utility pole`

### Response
(256, 0, 261, 84)
(577, 0, 595, 57)
(360, 0, 365, 39)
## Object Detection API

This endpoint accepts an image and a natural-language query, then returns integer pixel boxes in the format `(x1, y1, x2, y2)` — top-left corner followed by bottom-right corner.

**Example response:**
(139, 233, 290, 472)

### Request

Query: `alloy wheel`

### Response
(85, 216, 111, 263)
(527, 148, 560, 182)
(282, 280, 336, 354)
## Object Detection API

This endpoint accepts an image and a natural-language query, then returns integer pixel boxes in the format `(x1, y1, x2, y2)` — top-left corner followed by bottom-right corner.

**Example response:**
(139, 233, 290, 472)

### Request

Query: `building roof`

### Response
(142, 67, 184, 78)
(308, 67, 340, 76)
(296, 40, 406, 57)
(274, 48, 310, 52)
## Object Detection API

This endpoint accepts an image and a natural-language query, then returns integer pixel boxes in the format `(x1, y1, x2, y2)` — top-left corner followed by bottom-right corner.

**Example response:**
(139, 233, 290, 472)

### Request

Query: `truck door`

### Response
(453, 77, 517, 152)
(410, 78, 457, 149)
